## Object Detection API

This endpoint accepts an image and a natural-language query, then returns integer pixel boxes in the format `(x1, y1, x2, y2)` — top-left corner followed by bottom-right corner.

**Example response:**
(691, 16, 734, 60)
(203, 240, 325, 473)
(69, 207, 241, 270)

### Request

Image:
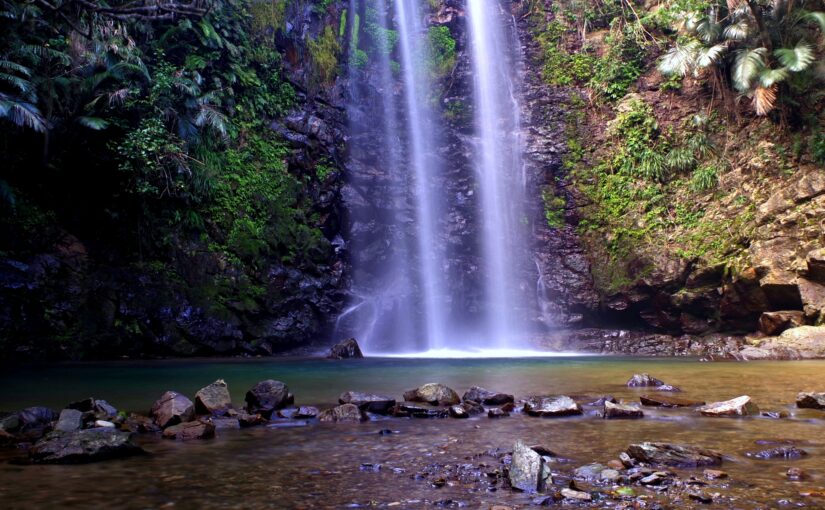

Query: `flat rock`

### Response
(604, 401, 643, 419)
(640, 394, 705, 407)
(55, 409, 83, 432)
(293, 406, 319, 419)
(403, 383, 460, 406)
(574, 463, 607, 480)
(698, 395, 759, 416)
(523, 396, 582, 417)
(704, 469, 728, 480)
(162, 420, 216, 440)
(740, 326, 825, 360)
(29, 428, 143, 464)
(338, 391, 396, 414)
(797, 392, 825, 409)
(626, 373, 666, 387)
(560, 488, 591, 501)
(327, 338, 364, 359)
(462, 386, 514, 405)
(318, 404, 367, 423)
(626, 443, 723, 467)
(195, 379, 232, 415)
(245, 380, 290, 418)
(509, 441, 551, 492)
(151, 391, 195, 429)
(391, 402, 449, 418)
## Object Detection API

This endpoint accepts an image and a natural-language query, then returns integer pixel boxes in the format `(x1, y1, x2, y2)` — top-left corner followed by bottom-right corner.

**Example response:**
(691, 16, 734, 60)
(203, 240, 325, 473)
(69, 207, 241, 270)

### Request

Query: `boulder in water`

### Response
(67, 398, 118, 418)
(162, 420, 216, 440)
(745, 446, 808, 459)
(462, 386, 514, 405)
(626, 373, 666, 387)
(603, 401, 644, 419)
(403, 383, 460, 406)
(29, 428, 143, 464)
(327, 338, 364, 359)
(338, 391, 396, 414)
(626, 442, 723, 467)
(523, 396, 582, 417)
(698, 396, 759, 416)
(318, 403, 367, 423)
(293, 406, 319, 419)
(195, 379, 232, 415)
(449, 405, 469, 419)
(245, 380, 290, 418)
(509, 441, 552, 492)
(151, 391, 195, 429)
(796, 392, 825, 409)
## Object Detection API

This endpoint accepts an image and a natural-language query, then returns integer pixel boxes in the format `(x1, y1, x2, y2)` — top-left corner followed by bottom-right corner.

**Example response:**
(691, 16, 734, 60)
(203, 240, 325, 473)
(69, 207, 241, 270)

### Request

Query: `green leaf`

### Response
(77, 116, 110, 130)
(774, 42, 815, 72)
(803, 11, 825, 32)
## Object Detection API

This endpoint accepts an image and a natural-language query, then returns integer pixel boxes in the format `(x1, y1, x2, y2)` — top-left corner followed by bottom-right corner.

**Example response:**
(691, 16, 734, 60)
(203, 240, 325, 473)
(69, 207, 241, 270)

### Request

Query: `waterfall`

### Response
(467, 0, 531, 348)
(340, 0, 539, 354)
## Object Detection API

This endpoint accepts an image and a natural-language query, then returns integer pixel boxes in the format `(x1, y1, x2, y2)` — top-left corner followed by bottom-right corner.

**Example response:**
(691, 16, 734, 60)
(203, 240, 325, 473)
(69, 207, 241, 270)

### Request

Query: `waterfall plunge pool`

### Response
(1, 356, 825, 508)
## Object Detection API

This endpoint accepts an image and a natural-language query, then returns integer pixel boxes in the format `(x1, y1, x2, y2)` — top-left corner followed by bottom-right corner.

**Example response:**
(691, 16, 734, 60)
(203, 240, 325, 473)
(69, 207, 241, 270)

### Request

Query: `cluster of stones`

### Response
(3, 371, 825, 469)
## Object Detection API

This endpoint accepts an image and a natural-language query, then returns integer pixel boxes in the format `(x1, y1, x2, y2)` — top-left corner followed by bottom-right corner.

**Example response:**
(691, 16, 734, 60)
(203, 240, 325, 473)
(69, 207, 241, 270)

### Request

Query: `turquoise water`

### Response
(1, 356, 825, 509)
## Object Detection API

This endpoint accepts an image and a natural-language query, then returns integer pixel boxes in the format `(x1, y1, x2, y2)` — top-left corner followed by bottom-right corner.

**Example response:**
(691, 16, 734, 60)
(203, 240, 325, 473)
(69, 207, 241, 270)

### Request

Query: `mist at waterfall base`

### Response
(340, 0, 552, 357)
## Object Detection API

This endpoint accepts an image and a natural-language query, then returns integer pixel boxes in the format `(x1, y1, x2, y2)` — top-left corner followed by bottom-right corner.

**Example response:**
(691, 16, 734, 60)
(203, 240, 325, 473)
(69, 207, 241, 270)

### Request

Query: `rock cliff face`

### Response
(0, 3, 351, 359)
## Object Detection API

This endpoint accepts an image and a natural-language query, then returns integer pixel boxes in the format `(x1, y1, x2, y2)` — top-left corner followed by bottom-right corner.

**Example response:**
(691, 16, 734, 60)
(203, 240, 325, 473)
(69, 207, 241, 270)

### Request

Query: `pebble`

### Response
(787, 467, 807, 480)
(560, 488, 591, 501)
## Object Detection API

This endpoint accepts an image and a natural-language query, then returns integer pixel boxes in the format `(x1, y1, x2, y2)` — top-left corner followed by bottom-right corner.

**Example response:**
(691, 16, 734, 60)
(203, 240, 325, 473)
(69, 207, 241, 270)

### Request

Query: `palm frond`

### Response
(0, 94, 47, 132)
(0, 59, 31, 77)
(775, 42, 816, 72)
(697, 43, 728, 68)
(733, 47, 767, 92)
(77, 116, 110, 130)
(759, 67, 789, 87)
(696, 19, 722, 43)
(753, 85, 777, 115)
(659, 41, 700, 77)
(723, 20, 750, 41)
(803, 11, 825, 32)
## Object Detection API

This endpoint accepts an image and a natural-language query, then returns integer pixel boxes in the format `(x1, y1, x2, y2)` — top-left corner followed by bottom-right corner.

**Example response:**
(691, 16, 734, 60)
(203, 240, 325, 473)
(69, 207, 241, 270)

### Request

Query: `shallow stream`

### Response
(1, 356, 824, 508)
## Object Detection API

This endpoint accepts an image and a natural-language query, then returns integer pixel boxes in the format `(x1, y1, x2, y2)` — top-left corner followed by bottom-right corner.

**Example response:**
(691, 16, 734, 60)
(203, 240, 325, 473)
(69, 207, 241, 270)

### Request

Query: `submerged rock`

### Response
(603, 401, 643, 419)
(29, 428, 143, 464)
(162, 420, 216, 440)
(626, 442, 723, 467)
(509, 441, 551, 492)
(573, 463, 607, 481)
(796, 392, 825, 409)
(698, 395, 760, 416)
(327, 338, 364, 359)
(318, 404, 367, 423)
(338, 391, 396, 414)
(151, 391, 195, 429)
(195, 379, 232, 415)
(403, 383, 460, 406)
(523, 396, 582, 417)
(392, 402, 449, 418)
(245, 380, 290, 417)
(488, 408, 510, 418)
(640, 394, 705, 407)
(55, 409, 83, 432)
(462, 386, 514, 405)
(745, 446, 808, 459)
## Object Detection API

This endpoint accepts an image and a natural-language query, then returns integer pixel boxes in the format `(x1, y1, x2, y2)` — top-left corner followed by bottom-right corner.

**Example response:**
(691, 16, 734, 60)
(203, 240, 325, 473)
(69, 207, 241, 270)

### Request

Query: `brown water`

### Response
(1, 356, 825, 509)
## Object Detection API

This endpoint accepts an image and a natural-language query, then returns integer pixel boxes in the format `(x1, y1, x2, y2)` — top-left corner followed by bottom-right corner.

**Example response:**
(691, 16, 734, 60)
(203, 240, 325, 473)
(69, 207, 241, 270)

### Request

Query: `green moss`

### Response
(308, 25, 341, 86)
(425, 26, 456, 79)
(542, 189, 566, 228)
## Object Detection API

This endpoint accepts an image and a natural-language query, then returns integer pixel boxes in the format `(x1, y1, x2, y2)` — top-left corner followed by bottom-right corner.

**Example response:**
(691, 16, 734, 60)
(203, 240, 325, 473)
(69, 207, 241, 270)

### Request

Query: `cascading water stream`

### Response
(394, 0, 448, 350)
(467, 0, 531, 348)
(341, 0, 542, 355)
